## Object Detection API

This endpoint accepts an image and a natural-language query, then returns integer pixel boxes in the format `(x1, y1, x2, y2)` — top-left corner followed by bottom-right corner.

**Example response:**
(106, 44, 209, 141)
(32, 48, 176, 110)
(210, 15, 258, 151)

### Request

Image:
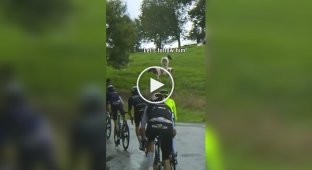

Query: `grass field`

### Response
(207, 0, 312, 169)
(0, 1, 106, 168)
(107, 45, 206, 123)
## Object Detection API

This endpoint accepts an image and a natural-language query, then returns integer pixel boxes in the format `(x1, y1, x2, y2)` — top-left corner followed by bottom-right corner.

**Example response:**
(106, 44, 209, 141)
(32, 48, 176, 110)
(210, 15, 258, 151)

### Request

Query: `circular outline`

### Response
(136, 66, 175, 104)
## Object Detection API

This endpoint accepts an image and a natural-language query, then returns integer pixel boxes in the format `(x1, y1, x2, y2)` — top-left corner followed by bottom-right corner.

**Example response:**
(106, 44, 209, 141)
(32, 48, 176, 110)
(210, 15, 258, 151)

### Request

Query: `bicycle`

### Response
(106, 112, 112, 139)
(154, 136, 177, 170)
(114, 113, 130, 151)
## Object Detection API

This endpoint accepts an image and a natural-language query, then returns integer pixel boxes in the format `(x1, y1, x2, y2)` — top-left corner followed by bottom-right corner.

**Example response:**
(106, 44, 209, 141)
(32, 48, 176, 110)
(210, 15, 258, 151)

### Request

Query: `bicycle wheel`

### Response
(106, 114, 112, 139)
(114, 131, 118, 146)
(154, 140, 162, 170)
(122, 124, 130, 150)
(170, 155, 176, 170)
(114, 124, 120, 146)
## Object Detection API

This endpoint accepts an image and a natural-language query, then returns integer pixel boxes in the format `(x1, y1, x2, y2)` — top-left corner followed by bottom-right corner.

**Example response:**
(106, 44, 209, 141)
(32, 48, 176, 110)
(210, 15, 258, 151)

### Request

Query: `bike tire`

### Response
(114, 132, 118, 146)
(106, 114, 112, 139)
(171, 159, 176, 170)
(114, 123, 120, 146)
(122, 124, 130, 151)
(154, 140, 162, 170)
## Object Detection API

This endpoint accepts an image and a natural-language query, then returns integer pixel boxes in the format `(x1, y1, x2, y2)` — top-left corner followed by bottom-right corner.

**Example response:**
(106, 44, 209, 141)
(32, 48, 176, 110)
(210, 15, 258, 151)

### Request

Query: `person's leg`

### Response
(161, 132, 173, 170)
(111, 106, 118, 138)
(134, 111, 143, 149)
(146, 141, 154, 170)
(118, 104, 126, 122)
(145, 128, 155, 170)
(135, 125, 142, 148)
(172, 128, 177, 158)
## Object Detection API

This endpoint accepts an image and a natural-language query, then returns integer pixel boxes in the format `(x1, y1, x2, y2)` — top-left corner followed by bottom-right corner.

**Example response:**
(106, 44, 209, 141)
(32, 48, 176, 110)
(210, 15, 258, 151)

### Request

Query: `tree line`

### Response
(106, 0, 205, 69)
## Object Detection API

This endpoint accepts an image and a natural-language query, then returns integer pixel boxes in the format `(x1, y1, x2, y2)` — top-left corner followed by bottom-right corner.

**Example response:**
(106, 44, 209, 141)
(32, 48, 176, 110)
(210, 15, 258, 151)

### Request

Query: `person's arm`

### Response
(140, 106, 148, 139)
(128, 97, 132, 113)
(127, 97, 134, 124)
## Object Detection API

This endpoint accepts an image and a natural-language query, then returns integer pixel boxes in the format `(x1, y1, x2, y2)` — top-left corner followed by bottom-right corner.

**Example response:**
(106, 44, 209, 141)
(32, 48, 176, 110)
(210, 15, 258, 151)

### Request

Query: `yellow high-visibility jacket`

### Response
(164, 98, 177, 121)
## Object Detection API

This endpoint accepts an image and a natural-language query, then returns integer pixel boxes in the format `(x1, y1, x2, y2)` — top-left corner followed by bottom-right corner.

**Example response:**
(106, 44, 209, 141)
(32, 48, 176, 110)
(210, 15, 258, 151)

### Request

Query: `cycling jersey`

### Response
(141, 103, 174, 160)
(164, 98, 177, 121)
(128, 94, 147, 126)
(106, 91, 123, 105)
(141, 103, 174, 129)
(128, 95, 147, 112)
(106, 91, 125, 120)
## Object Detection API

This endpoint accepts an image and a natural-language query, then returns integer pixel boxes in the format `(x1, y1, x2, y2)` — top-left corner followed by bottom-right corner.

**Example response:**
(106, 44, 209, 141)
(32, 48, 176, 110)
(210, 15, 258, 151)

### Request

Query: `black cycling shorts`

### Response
(134, 111, 144, 127)
(145, 123, 173, 160)
(111, 104, 125, 120)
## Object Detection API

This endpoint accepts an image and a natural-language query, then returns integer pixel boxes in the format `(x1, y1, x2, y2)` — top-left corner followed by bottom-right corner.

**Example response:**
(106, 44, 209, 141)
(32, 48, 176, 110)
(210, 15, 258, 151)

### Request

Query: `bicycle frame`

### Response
(154, 136, 162, 170)
(114, 113, 130, 150)
(153, 136, 176, 170)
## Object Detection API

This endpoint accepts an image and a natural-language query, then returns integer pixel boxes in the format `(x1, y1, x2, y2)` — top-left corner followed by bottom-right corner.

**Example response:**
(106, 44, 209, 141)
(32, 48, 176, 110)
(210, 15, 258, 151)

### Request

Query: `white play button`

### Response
(136, 66, 174, 104)
(150, 78, 164, 93)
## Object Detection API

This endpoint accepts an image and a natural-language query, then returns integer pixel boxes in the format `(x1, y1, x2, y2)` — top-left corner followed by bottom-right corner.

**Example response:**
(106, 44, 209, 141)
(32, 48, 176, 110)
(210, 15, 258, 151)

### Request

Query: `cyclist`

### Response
(128, 86, 147, 150)
(140, 93, 176, 170)
(106, 85, 133, 145)
(160, 89, 177, 121)
(160, 89, 178, 163)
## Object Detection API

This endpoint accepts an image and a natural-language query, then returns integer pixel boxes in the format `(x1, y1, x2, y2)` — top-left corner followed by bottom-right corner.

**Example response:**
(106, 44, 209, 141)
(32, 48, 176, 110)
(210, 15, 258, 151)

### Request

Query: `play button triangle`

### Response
(150, 78, 164, 93)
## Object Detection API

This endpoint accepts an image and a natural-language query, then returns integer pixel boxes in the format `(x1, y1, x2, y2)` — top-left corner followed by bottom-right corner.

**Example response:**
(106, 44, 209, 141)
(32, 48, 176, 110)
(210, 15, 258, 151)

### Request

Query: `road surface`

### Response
(106, 122, 205, 170)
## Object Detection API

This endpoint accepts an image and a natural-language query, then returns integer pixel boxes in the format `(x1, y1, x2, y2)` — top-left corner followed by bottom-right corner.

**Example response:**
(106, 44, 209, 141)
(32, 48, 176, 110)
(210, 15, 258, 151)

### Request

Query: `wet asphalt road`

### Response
(106, 121, 205, 170)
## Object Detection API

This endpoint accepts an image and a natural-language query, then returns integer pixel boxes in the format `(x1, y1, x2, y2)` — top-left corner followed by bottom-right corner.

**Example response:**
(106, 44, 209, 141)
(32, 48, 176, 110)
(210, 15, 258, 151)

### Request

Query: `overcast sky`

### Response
(125, 0, 142, 19)
(124, 0, 196, 48)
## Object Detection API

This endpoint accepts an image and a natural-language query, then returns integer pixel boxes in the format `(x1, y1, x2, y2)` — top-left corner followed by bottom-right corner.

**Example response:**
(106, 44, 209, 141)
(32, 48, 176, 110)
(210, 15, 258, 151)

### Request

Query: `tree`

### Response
(106, 0, 137, 69)
(133, 19, 144, 52)
(140, 0, 178, 49)
(1, 0, 70, 32)
(170, 0, 185, 48)
(188, 0, 205, 43)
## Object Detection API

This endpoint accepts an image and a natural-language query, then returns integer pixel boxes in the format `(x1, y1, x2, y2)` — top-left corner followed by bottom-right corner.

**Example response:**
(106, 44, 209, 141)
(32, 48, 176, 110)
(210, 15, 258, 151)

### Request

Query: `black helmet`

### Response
(160, 89, 169, 96)
(131, 86, 138, 95)
(107, 85, 115, 92)
(151, 93, 164, 102)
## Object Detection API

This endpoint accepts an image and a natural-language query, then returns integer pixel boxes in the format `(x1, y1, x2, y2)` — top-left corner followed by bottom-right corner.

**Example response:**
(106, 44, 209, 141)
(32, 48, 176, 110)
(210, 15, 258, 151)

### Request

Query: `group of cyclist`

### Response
(106, 78, 177, 170)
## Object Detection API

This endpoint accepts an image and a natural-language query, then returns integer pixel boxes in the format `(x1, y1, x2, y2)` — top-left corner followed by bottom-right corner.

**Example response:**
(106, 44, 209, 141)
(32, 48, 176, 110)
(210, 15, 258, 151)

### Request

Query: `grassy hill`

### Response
(107, 45, 206, 123)
(207, 0, 312, 169)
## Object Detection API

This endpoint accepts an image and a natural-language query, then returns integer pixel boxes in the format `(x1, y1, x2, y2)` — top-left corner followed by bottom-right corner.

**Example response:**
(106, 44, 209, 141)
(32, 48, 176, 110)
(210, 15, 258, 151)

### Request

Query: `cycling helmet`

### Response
(131, 86, 138, 95)
(151, 93, 164, 102)
(107, 85, 115, 92)
(160, 89, 169, 96)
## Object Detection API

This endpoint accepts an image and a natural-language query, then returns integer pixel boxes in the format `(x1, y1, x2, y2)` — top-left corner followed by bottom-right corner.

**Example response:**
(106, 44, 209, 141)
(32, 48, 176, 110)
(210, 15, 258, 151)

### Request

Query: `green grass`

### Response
(107, 45, 206, 123)
(0, 1, 106, 169)
(207, 0, 312, 169)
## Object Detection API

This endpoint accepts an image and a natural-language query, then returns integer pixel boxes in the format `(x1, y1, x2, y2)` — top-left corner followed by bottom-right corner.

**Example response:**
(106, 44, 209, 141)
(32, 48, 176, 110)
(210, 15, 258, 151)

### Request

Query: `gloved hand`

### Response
(140, 138, 147, 151)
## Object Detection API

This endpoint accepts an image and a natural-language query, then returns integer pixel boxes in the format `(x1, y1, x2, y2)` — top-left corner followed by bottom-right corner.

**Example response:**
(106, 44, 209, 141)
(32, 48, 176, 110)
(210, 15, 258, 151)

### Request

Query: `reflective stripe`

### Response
(152, 124, 168, 129)
(149, 117, 173, 124)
